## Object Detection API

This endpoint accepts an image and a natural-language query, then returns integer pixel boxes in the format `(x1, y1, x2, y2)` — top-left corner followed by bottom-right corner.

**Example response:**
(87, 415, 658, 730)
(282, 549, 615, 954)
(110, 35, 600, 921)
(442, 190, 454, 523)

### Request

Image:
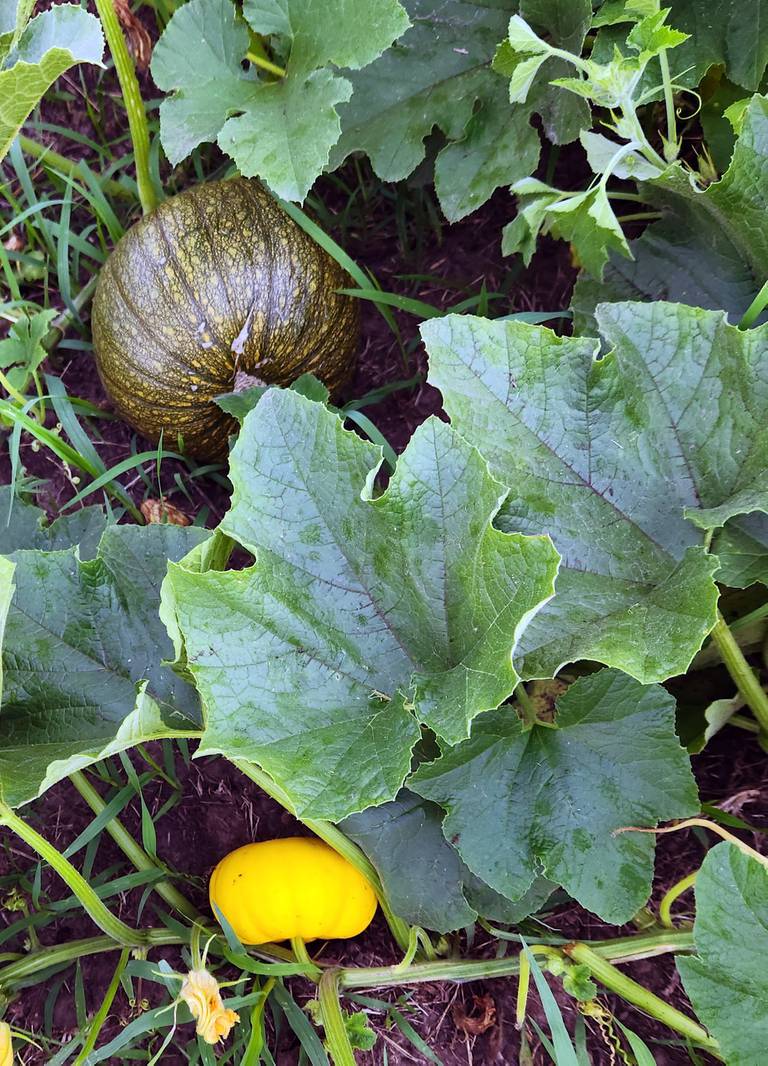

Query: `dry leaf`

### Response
(452, 993, 497, 1036)
(140, 498, 191, 526)
(113, 0, 152, 72)
(3, 232, 24, 252)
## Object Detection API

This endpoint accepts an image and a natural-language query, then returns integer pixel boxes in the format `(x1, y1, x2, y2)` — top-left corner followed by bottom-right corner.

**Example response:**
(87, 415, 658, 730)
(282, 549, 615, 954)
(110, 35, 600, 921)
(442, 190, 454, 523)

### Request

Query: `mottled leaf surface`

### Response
(411, 670, 698, 922)
(0, 4, 103, 163)
(164, 392, 559, 820)
(679, 843, 768, 1065)
(152, 0, 408, 200)
(342, 790, 553, 931)
(0, 525, 207, 807)
(573, 96, 768, 330)
(423, 300, 768, 680)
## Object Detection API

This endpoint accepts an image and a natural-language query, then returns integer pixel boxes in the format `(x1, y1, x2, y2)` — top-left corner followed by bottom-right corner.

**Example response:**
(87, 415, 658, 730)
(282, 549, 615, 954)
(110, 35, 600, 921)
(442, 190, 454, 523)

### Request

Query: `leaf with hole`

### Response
(151, 0, 409, 200)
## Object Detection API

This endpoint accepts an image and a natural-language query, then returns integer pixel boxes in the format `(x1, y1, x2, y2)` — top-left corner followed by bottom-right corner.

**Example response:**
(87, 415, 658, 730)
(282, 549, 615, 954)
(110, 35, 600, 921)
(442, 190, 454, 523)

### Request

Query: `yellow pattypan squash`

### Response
(209, 837, 377, 944)
(0, 1022, 12, 1066)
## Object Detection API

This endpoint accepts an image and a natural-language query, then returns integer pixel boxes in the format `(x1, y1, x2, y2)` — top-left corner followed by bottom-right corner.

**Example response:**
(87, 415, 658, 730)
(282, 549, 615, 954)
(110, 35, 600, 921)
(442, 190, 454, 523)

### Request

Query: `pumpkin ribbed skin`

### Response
(92, 179, 359, 459)
(209, 838, 378, 944)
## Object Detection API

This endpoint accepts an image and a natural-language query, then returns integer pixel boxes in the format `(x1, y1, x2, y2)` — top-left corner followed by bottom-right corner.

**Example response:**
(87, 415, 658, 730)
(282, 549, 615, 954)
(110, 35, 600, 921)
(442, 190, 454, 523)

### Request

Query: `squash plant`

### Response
(2, 0, 768, 1060)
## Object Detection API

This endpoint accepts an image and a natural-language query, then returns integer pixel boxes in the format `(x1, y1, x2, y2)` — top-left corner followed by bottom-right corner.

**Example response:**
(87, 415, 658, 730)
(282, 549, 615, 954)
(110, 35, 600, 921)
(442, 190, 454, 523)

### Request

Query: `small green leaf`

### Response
(164, 392, 559, 819)
(625, 9, 688, 55)
(411, 669, 699, 922)
(506, 14, 550, 54)
(0, 308, 56, 393)
(0, 4, 103, 164)
(678, 843, 768, 1064)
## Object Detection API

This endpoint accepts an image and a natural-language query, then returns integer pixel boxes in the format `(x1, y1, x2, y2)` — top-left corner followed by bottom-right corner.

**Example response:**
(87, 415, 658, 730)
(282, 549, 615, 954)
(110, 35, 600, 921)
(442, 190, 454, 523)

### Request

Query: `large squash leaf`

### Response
(163, 391, 560, 820)
(342, 791, 554, 931)
(572, 95, 768, 329)
(678, 843, 768, 1065)
(423, 300, 768, 681)
(151, 0, 409, 201)
(330, 0, 593, 222)
(411, 669, 698, 923)
(0, 3, 103, 164)
(0, 524, 207, 807)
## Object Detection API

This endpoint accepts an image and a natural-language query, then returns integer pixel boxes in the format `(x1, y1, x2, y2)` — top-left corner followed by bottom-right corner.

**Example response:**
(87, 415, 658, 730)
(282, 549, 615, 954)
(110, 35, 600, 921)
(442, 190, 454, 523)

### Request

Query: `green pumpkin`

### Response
(92, 178, 359, 459)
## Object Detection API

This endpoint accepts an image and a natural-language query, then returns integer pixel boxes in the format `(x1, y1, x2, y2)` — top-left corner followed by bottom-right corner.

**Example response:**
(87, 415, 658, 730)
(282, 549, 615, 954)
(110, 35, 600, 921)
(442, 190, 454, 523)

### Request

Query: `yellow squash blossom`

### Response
(180, 968, 239, 1044)
(0, 1022, 12, 1066)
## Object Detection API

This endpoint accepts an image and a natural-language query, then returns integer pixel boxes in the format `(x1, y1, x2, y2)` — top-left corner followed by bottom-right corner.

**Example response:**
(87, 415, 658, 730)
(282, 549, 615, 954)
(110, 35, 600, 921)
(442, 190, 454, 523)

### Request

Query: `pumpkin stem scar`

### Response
(233, 369, 267, 392)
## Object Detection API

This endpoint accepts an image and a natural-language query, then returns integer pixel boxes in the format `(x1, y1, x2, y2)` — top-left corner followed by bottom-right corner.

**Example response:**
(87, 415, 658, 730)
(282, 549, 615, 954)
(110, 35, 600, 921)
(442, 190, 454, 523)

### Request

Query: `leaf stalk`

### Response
(708, 613, 768, 736)
(93, 0, 157, 215)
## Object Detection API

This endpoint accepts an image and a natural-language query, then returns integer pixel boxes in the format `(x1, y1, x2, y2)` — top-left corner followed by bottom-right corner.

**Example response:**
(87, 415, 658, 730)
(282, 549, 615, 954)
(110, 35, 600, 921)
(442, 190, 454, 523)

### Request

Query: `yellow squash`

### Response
(209, 837, 377, 945)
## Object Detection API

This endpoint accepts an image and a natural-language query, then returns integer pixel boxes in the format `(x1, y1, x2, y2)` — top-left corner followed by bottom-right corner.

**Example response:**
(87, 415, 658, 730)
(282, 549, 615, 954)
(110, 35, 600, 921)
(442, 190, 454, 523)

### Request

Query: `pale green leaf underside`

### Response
(678, 843, 768, 1065)
(422, 300, 768, 681)
(573, 95, 768, 330)
(342, 790, 553, 932)
(151, 0, 407, 200)
(0, 525, 207, 807)
(0, 4, 103, 164)
(165, 391, 559, 820)
(411, 669, 699, 922)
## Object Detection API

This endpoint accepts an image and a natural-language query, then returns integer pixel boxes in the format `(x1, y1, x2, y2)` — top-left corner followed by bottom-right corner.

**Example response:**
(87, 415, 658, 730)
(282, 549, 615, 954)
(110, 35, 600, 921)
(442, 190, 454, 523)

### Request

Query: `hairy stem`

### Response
(0, 802, 150, 946)
(319, 969, 357, 1066)
(93, 0, 157, 214)
(70, 770, 200, 921)
(564, 942, 719, 1053)
(246, 50, 286, 77)
(0, 927, 695, 998)
(709, 613, 768, 735)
